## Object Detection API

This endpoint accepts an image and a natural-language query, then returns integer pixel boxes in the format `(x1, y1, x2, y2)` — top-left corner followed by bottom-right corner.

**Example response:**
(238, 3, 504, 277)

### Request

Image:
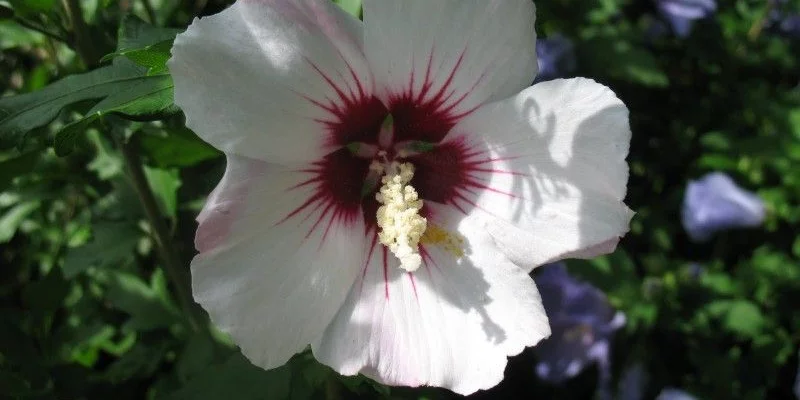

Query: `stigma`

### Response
(375, 162, 427, 272)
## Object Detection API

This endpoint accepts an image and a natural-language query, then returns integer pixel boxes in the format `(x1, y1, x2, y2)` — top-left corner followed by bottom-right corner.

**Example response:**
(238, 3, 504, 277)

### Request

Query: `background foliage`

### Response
(0, 0, 798, 399)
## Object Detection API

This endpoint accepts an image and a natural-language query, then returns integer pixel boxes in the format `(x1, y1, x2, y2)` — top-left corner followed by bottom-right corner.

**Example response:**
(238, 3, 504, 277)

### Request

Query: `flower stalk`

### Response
(61, 0, 102, 66)
(62, 0, 201, 331)
(12, 17, 68, 43)
(114, 134, 202, 331)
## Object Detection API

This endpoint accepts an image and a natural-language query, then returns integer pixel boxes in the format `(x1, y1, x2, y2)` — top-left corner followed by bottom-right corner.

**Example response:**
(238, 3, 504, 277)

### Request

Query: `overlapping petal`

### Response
(314, 203, 550, 395)
(361, 0, 537, 142)
(191, 154, 370, 369)
(169, 0, 373, 164)
(437, 78, 634, 271)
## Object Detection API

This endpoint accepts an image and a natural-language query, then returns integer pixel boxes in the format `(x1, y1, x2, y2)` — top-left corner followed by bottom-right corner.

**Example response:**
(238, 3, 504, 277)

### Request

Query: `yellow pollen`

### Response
(420, 224, 465, 258)
(375, 162, 427, 272)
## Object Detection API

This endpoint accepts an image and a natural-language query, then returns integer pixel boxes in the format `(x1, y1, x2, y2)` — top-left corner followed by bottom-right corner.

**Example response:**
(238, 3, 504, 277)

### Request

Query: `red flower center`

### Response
(285, 54, 499, 233)
(302, 93, 477, 230)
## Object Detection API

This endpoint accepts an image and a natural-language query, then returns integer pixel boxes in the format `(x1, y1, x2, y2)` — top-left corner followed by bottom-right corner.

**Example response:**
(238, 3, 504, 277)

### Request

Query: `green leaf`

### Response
(140, 128, 220, 167)
(102, 16, 181, 74)
(0, 201, 39, 243)
(116, 15, 181, 54)
(116, 40, 174, 74)
(143, 166, 181, 218)
(166, 353, 292, 400)
(0, 16, 179, 154)
(62, 221, 141, 277)
(54, 117, 96, 156)
(0, 59, 177, 149)
(105, 270, 180, 332)
(724, 300, 765, 338)
(7, 0, 56, 16)
(580, 38, 669, 87)
(701, 272, 739, 295)
(0, 151, 39, 190)
(0, 20, 43, 50)
(333, 0, 362, 17)
(700, 131, 732, 151)
(701, 299, 766, 338)
(103, 342, 167, 383)
(86, 130, 124, 180)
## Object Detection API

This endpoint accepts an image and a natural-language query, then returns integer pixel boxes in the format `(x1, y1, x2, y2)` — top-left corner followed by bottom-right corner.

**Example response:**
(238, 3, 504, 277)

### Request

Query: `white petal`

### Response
(363, 0, 536, 114)
(192, 154, 368, 369)
(442, 78, 634, 272)
(314, 202, 550, 395)
(169, 0, 373, 164)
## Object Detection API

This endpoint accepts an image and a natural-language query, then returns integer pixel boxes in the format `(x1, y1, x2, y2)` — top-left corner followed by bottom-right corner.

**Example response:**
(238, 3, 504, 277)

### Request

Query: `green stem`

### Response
(64, 0, 201, 332)
(61, 0, 101, 66)
(747, 3, 774, 41)
(13, 17, 69, 43)
(114, 134, 202, 332)
(44, 37, 63, 75)
(141, 0, 158, 25)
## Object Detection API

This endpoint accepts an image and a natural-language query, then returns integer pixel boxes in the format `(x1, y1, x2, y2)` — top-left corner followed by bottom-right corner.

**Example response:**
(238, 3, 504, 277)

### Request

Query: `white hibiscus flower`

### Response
(168, 0, 633, 394)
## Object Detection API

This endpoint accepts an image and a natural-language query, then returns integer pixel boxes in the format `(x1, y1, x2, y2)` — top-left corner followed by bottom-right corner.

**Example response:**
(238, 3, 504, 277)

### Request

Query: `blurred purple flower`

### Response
(535, 34, 576, 82)
(656, 388, 698, 400)
(533, 263, 625, 399)
(688, 263, 704, 279)
(656, 0, 717, 38)
(780, 15, 800, 36)
(770, 0, 800, 37)
(681, 172, 765, 242)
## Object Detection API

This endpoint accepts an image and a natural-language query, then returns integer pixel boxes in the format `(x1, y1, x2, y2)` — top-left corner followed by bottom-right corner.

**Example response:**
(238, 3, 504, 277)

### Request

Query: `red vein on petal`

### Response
(408, 272, 419, 301)
(306, 201, 334, 237)
(415, 47, 436, 104)
(448, 199, 469, 216)
(305, 57, 355, 108)
(382, 247, 390, 299)
(420, 245, 442, 272)
(427, 49, 466, 107)
(321, 208, 345, 244)
(345, 60, 367, 100)
(361, 231, 378, 279)
(276, 192, 324, 226)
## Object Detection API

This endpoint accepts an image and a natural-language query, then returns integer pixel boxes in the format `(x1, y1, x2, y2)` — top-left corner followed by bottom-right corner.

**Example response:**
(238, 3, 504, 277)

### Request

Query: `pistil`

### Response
(375, 162, 427, 272)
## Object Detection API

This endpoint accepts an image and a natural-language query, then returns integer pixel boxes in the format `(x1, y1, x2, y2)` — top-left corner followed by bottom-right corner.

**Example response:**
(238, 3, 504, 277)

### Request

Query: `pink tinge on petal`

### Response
(195, 158, 269, 253)
(313, 202, 551, 396)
